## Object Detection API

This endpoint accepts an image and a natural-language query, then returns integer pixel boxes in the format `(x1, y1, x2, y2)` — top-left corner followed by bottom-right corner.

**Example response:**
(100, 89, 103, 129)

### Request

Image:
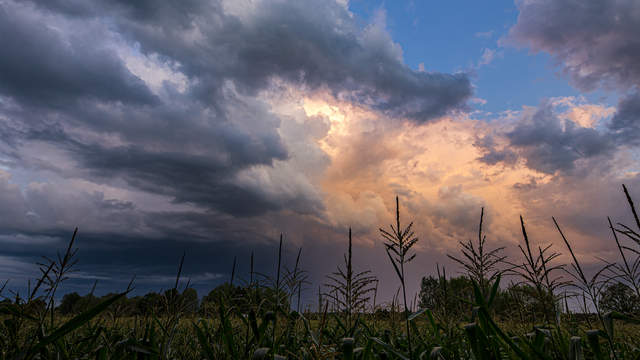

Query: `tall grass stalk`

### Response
(605, 216, 640, 298)
(553, 217, 618, 360)
(273, 233, 283, 355)
(507, 216, 567, 324)
(285, 247, 309, 313)
(324, 228, 377, 330)
(606, 185, 640, 299)
(447, 208, 505, 297)
(38, 227, 79, 328)
(379, 196, 418, 356)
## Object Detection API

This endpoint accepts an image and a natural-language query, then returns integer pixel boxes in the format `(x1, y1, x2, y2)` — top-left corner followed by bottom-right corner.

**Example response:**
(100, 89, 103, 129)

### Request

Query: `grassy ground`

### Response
(2, 309, 640, 359)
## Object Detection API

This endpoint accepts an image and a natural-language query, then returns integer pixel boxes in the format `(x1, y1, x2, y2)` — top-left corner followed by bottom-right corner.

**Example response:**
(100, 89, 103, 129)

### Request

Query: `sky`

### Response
(0, 0, 639, 306)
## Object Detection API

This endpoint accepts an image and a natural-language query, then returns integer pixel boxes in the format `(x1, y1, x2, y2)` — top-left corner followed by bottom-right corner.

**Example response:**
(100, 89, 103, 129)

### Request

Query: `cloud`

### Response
(609, 92, 640, 146)
(511, 164, 640, 259)
(0, 2, 157, 108)
(551, 97, 616, 128)
(506, 101, 615, 173)
(475, 134, 518, 166)
(0, 255, 39, 283)
(0, 0, 471, 299)
(29, 0, 471, 122)
(508, 0, 640, 92)
(470, 98, 488, 106)
(0, 0, 473, 224)
(0, 170, 151, 239)
(507, 0, 640, 148)
(477, 48, 502, 67)
(475, 97, 629, 175)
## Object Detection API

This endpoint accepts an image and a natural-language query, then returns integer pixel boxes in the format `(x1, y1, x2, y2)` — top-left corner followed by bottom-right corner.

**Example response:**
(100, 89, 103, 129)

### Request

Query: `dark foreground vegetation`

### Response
(2, 185, 640, 359)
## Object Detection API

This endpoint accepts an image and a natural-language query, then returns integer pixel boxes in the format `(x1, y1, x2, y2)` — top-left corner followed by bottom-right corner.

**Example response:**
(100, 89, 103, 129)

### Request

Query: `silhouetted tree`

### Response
(600, 282, 639, 314)
(418, 274, 473, 318)
(182, 288, 199, 314)
(136, 292, 162, 315)
(58, 292, 82, 315)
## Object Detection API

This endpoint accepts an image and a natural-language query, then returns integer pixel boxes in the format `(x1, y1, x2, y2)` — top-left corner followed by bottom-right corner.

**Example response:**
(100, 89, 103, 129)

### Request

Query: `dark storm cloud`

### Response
(0, 225, 287, 298)
(476, 101, 615, 174)
(431, 185, 487, 234)
(62, 124, 291, 217)
(0, 4, 157, 108)
(0, 0, 472, 221)
(477, 148, 518, 167)
(474, 134, 518, 166)
(609, 92, 640, 146)
(506, 102, 614, 174)
(508, 0, 640, 92)
(0, 175, 295, 296)
(0, 174, 145, 236)
(30, 0, 472, 121)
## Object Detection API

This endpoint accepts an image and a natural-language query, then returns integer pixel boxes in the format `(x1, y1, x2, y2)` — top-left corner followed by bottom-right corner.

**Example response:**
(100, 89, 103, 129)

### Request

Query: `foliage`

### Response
(599, 282, 639, 314)
(418, 273, 473, 321)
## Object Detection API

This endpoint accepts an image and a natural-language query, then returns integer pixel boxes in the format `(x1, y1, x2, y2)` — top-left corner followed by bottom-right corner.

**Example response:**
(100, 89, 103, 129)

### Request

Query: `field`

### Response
(2, 185, 640, 359)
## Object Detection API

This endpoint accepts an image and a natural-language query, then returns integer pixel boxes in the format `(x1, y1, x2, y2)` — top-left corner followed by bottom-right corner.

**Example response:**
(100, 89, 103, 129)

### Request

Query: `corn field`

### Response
(1, 185, 640, 359)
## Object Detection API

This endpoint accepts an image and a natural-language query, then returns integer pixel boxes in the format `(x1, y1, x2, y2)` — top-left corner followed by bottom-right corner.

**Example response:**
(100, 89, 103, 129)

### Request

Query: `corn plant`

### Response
(447, 207, 506, 298)
(506, 216, 568, 324)
(324, 228, 377, 332)
(605, 185, 640, 299)
(380, 196, 419, 356)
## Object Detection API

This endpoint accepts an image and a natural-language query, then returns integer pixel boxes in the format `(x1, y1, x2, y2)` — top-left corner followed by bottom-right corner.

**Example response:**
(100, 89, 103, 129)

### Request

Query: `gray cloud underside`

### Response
(509, 0, 640, 92)
(610, 92, 640, 147)
(478, 101, 616, 174)
(34, 0, 472, 120)
(0, 0, 471, 221)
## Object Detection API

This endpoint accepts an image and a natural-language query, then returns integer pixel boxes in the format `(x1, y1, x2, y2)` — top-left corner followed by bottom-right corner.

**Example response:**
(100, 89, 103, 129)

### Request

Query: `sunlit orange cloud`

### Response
(550, 96, 616, 128)
(262, 87, 638, 274)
